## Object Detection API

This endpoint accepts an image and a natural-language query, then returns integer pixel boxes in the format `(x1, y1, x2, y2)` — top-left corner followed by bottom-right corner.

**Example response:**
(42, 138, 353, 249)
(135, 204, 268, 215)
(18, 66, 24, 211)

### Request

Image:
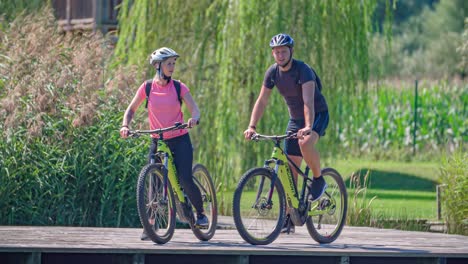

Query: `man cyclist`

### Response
(244, 33, 329, 233)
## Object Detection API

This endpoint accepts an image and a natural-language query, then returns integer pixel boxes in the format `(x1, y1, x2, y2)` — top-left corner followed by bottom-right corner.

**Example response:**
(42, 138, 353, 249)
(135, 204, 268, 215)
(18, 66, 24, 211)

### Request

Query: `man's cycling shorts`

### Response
(284, 111, 329, 157)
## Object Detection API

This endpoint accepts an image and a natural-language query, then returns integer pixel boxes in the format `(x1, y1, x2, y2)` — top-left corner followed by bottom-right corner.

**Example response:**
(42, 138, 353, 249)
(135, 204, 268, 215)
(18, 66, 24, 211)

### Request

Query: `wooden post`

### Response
(27, 252, 41, 264)
(133, 254, 144, 264)
(92, 0, 98, 32)
(437, 184, 447, 221)
(413, 80, 418, 155)
(66, 0, 71, 30)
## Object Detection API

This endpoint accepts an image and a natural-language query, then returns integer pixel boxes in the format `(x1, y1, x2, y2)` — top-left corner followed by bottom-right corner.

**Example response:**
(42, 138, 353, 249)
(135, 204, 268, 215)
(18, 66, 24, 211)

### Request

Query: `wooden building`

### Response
(52, 0, 122, 34)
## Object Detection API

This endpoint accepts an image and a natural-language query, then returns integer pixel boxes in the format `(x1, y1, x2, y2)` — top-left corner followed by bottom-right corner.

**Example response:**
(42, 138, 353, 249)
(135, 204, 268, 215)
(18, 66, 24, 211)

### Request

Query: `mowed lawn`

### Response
(333, 159, 440, 219)
(219, 159, 441, 220)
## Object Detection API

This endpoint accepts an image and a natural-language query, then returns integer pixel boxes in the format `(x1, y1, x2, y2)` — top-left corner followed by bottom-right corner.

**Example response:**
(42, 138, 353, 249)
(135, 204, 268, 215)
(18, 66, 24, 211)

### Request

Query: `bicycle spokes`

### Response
(306, 169, 347, 243)
(137, 163, 176, 244)
(233, 168, 286, 245)
(144, 169, 171, 233)
(190, 164, 218, 241)
(146, 178, 169, 230)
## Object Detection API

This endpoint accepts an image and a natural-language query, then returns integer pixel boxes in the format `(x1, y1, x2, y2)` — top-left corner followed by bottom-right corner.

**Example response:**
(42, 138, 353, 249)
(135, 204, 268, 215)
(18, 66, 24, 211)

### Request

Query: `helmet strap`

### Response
(157, 62, 172, 81)
(279, 47, 293, 68)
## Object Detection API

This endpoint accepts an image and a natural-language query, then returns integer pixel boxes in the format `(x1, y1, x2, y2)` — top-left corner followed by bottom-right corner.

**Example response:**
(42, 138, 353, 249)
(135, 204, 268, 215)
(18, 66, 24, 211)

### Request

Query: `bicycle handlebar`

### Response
(250, 132, 297, 141)
(129, 122, 196, 137)
(250, 130, 312, 141)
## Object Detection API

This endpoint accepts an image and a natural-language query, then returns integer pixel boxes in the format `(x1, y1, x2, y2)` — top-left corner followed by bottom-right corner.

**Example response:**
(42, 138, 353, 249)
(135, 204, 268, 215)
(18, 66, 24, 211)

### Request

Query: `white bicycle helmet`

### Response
(149, 47, 179, 65)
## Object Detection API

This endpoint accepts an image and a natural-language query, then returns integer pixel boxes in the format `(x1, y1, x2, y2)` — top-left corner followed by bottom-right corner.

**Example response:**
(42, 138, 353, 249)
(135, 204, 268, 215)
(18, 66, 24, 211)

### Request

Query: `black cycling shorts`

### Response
(284, 111, 329, 156)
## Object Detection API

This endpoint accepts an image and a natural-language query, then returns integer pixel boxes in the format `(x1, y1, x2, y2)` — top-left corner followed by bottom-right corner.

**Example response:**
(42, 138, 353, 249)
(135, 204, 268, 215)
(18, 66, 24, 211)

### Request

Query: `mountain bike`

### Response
(129, 122, 217, 244)
(232, 132, 347, 245)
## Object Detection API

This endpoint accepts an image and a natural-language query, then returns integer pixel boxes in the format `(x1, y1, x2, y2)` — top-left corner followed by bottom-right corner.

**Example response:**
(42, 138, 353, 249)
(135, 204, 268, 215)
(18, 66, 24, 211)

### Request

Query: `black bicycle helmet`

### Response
(269, 33, 294, 48)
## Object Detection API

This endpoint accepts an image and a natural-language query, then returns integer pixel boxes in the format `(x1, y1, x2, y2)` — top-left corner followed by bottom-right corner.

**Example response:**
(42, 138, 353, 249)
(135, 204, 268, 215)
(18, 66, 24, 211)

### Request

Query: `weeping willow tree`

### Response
(114, 0, 389, 210)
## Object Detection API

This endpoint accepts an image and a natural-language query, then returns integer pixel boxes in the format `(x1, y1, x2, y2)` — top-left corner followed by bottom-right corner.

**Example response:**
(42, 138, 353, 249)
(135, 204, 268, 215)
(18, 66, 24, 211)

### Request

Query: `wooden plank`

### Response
(57, 18, 95, 25)
(0, 218, 467, 259)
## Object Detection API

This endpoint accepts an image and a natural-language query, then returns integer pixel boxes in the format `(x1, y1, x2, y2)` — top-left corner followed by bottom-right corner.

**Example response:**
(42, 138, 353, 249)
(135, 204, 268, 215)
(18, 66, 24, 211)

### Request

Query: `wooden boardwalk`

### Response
(1, 216, 467, 264)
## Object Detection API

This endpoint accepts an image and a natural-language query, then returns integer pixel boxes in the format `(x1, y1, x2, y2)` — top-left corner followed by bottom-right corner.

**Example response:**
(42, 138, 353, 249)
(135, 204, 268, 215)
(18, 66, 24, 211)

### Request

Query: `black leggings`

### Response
(149, 133, 204, 215)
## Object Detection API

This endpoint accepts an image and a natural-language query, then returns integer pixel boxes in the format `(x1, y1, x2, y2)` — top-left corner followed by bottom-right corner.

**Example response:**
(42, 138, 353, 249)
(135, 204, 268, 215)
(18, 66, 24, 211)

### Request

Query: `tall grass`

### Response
(0, 7, 146, 227)
(0, 111, 149, 226)
(347, 170, 378, 226)
(346, 169, 433, 231)
(439, 150, 468, 235)
(0, 0, 46, 23)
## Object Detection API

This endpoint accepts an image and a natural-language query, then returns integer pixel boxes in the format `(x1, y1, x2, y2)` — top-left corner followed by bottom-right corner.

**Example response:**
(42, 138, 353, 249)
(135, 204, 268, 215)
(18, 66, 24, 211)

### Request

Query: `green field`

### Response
(332, 159, 438, 220)
(351, 189, 436, 219)
(220, 159, 440, 220)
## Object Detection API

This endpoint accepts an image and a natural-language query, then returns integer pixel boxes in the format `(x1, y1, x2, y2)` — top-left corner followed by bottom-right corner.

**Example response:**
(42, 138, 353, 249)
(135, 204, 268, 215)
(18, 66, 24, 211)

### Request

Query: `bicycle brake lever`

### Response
(129, 131, 141, 138)
(250, 133, 259, 141)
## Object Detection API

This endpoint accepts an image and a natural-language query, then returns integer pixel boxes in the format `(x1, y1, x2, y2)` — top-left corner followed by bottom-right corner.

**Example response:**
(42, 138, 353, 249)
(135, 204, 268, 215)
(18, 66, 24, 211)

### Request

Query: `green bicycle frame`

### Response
(267, 142, 327, 217)
(268, 144, 301, 209)
(156, 140, 186, 203)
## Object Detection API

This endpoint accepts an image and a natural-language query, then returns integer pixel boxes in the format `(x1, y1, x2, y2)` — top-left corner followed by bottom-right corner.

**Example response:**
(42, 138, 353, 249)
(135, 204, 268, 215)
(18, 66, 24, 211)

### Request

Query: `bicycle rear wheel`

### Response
(190, 163, 218, 241)
(137, 163, 176, 244)
(306, 167, 347, 244)
(232, 167, 286, 245)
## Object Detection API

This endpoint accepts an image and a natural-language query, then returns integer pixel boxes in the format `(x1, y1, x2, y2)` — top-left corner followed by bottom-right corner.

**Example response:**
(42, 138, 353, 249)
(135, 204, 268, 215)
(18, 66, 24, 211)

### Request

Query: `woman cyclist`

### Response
(119, 47, 209, 240)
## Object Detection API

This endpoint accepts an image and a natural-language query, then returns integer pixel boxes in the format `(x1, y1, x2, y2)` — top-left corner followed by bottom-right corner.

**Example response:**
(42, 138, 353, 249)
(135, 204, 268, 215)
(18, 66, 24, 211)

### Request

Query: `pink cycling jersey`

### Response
(137, 79, 190, 139)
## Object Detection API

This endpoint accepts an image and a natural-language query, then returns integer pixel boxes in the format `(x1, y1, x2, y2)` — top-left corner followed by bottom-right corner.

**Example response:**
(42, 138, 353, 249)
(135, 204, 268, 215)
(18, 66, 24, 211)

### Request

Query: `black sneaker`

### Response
(308, 176, 328, 202)
(140, 229, 150, 241)
(280, 215, 295, 234)
(195, 214, 209, 227)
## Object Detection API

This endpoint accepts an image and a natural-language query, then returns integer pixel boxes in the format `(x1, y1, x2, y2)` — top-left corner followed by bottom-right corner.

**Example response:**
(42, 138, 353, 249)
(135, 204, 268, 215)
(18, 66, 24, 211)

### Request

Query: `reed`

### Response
(439, 151, 468, 235)
(347, 170, 378, 226)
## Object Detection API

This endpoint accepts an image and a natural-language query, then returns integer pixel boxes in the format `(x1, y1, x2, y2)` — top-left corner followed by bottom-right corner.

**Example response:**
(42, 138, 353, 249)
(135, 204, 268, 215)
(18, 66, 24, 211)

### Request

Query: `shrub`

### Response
(0, 7, 146, 227)
(439, 151, 468, 235)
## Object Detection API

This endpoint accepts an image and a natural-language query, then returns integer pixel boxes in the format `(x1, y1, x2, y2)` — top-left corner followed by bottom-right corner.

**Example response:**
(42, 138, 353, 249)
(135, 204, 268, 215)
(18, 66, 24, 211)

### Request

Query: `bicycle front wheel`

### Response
(306, 167, 347, 244)
(232, 167, 286, 245)
(137, 163, 176, 244)
(190, 163, 218, 241)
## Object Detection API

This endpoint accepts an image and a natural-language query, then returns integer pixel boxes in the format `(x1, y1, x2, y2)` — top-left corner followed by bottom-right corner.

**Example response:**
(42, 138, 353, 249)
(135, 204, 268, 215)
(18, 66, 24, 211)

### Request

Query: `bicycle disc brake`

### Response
(318, 194, 336, 215)
(255, 197, 273, 216)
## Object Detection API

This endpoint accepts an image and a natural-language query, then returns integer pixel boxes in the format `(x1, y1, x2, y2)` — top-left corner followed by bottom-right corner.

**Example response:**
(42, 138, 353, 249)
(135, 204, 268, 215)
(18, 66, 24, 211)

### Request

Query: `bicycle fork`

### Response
(252, 159, 280, 210)
(254, 158, 295, 211)
(161, 153, 170, 203)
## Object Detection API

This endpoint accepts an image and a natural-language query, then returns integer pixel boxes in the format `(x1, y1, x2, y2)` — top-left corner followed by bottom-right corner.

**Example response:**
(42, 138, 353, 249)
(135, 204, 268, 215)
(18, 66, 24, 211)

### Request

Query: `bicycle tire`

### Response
(232, 167, 286, 245)
(137, 163, 176, 244)
(190, 163, 218, 241)
(306, 167, 347, 244)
